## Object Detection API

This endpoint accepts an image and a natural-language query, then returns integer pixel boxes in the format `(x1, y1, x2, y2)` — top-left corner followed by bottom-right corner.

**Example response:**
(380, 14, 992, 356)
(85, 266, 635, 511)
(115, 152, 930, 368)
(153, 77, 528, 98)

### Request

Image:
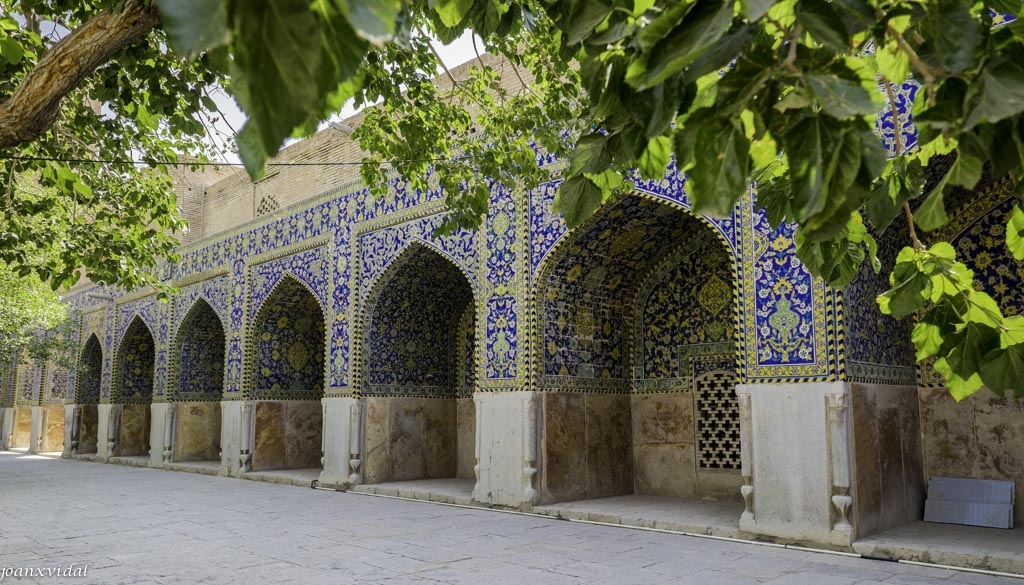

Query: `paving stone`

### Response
(0, 451, 1018, 585)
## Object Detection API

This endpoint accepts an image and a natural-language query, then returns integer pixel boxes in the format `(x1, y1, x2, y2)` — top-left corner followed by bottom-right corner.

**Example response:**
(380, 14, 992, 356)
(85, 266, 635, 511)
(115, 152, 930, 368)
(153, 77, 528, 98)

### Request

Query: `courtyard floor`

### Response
(0, 451, 1020, 585)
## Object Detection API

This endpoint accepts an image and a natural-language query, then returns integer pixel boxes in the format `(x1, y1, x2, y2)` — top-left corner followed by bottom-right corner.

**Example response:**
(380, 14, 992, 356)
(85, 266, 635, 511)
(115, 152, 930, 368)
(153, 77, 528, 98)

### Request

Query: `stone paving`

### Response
(0, 452, 1020, 585)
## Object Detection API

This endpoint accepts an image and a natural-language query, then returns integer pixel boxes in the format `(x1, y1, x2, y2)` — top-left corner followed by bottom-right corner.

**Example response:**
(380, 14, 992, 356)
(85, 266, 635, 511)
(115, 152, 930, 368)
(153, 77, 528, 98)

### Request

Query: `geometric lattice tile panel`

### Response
(696, 369, 740, 471)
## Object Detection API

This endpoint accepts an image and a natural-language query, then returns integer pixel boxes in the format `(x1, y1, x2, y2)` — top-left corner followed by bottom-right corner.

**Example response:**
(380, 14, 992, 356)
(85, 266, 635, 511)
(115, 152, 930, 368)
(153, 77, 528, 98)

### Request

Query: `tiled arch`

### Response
(111, 316, 156, 404)
(75, 334, 103, 405)
(530, 193, 743, 389)
(169, 297, 227, 402)
(358, 241, 478, 397)
(244, 274, 327, 401)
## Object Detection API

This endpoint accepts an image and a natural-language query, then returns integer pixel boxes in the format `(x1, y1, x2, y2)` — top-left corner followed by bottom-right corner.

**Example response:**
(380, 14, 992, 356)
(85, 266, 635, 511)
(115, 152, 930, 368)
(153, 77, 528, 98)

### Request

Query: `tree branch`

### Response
(0, 0, 161, 150)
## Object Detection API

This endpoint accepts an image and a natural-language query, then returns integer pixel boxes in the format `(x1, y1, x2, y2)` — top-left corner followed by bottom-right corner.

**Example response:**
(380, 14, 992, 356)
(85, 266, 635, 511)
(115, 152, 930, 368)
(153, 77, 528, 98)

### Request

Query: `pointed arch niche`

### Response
(72, 334, 103, 454)
(361, 243, 477, 485)
(534, 194, 742, 505)
(113, 316, 155, 457)
(172, 298, 226, 463)
(249, 275, 326, 472)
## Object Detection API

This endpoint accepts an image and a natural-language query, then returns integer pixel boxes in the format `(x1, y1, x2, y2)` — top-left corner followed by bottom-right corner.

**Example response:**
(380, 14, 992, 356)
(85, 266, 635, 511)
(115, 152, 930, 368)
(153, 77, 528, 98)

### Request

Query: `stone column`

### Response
(238, 401, 253, 473)
(826, 392, 854, 545)
(734, 381, 852, 545)
(219, 399, 245, 476)
(473, 390, 539, 508)
(63, 405, 76, 457)
(97, 403, 119, 460)
(68, 405, 80, 456)
(348, 398, 364, 484)
(28, 405, 43, 454)
(148, 402, 171, 467)
(736, 388, 756, 531)
(0, 407, 11, 450)
(319, 395, 355, 488)
(161, 402, 178, 465)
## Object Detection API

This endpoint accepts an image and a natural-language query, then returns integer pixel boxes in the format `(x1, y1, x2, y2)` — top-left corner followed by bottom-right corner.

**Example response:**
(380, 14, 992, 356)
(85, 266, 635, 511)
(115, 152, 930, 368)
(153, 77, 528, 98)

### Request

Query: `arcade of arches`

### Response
(2, 147, 1022, 553)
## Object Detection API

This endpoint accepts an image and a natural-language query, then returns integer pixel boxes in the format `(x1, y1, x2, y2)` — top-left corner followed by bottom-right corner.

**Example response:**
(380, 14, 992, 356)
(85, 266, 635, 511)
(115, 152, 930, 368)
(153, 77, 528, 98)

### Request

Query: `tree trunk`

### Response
(0, 0, 161, 150)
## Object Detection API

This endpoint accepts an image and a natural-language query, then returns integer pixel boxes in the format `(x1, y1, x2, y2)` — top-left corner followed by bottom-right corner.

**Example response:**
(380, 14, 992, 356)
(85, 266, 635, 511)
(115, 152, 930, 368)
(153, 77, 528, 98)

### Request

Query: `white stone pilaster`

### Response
(734, 381, 852, 544)
(319, 396, 356, 488)
(473, 391, 539, 508)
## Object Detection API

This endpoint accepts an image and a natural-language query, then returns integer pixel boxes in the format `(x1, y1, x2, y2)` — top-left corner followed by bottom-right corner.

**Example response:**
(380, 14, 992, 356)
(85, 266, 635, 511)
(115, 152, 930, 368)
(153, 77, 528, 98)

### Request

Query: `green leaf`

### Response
(929, 241, 956, 260)
(980, 344, 1024, 397)
(434, 0, 475, 27)
(571, 133, 612, 175)
(157, 0, 230, 57)
(633, 0, 733, 90)
(687, 119, 749, 217)
(878, 255, 931, 318)
(1001, 315, 1024, 347)
(806, 75, 878, 119)
(913, 321, 944, 361)
(939, 321, 1001, 382)
(964, 59, 1024, 129)
(965, 291, 1003, 328)
(338, 0, 402, 43)
(795, 0, 850, 49)
(633, 0, 657, 16)
(947, 153, 983, 190)
(914, 187, 948, 232)
(638, 135, 672, 179)
(785, 115, 835, 222)
(565, 0, 613, 45)
(554, 175, 605, 227)
(1006, 203, 1024, 260)
(232, 0, 368, 156)
(236, 123, 268, 180)
(934, 358, 985, 401)
(919, 3, 982, 74)
(636, 2, 692, 52)
(740, 0, 774, 20)
(876, 41, 910, 84)
(0, 37, 24, 65)
(586, 168, 624, 191)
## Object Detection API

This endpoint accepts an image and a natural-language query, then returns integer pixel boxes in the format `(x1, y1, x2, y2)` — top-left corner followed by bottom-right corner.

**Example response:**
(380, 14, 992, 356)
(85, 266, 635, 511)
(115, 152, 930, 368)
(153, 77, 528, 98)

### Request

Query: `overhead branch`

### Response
(0, 0, 161, 150)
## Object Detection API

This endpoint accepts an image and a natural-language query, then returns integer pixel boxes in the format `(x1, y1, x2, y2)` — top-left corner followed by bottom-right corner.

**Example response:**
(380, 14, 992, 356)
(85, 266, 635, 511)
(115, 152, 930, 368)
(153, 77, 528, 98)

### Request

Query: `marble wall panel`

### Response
(174, 402, 222, 462)
(285, 401, 323, 469)
(42, 405, 64, 453)
(632, 393, 696, 497)
(541, 392, 587, 503)
(118, 403, 151, 456)
(919, 387, 1024, 527)
(850, 384, 924, 538)
(541, 392, 632, 503)
(456, 398, 476, 480)
(253, 401, 285, 470)
(78, 405, 99, 454)
(12, 406, 31, 448)
(586, 393, 632, 499)
(252, 400, 323, 471)
(363, 396, 458, 483)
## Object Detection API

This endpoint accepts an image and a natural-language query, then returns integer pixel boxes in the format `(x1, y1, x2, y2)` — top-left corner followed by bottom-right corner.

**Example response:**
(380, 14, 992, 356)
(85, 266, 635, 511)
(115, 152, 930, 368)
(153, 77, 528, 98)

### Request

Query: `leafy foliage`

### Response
(0, 262, 74, 368)
(180, 0, 1023, 397)
(4, 0, 1024, 396)
(0, 1, 227, 291)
